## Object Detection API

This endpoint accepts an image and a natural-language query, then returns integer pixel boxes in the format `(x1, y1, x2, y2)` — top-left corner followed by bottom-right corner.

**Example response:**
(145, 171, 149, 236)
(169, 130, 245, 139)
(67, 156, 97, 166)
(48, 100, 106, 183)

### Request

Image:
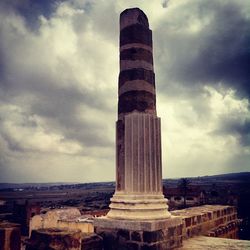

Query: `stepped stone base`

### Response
(107, 193, 171, 220)
(94, 216, 183, 249)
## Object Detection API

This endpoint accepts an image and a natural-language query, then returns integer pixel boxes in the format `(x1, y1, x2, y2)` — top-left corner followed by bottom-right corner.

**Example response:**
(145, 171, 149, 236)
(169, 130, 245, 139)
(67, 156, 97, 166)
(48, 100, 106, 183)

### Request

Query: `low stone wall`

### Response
(171, 205, 240, 239)
(27, 205, 243, 249)
(206, 219, 241, 239)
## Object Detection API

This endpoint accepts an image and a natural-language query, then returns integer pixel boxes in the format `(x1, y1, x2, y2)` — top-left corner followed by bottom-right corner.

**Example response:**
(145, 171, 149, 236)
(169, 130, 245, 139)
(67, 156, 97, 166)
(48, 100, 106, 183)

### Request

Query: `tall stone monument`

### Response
(107, 7, 170, 220)
(94, 8, 183, 249)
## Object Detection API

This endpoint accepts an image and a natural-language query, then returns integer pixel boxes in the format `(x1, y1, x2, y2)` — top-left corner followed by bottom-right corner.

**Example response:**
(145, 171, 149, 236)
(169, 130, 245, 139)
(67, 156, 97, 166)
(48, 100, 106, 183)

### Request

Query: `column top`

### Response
(120, 8, 149, 30)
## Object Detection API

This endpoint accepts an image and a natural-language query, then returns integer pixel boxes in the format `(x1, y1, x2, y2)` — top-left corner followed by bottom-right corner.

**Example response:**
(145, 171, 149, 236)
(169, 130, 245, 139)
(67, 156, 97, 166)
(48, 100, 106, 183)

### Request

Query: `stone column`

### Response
(107, 7, 170, 220)
(94, 8, 183, 250)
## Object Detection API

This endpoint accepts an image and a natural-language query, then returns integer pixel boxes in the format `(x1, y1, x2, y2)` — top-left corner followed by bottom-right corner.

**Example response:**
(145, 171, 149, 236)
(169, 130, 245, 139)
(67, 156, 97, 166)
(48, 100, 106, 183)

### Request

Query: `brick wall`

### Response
(171, 205, 241, 239)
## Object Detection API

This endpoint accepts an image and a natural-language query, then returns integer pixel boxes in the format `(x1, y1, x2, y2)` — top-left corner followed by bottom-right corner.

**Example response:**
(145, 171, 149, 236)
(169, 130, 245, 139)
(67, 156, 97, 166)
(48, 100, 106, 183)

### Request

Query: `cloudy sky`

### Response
(0, 0, 249, 183)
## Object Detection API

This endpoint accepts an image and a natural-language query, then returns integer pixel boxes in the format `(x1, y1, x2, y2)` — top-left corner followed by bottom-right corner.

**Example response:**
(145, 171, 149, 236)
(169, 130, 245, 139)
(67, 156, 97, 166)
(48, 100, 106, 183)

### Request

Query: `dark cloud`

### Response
(155, 0, 250, 149)
(214, 117, 250, 147)
(0, 0, 249, 182)
(1, 76, 114, 149)
(0, 0, 66, 30)
(0, 0, 116, 152)
(1, 132, 24, 153)
(0, 49, 6, 81)
(184, 2, 250, 97)
(156, 1, 250, 98)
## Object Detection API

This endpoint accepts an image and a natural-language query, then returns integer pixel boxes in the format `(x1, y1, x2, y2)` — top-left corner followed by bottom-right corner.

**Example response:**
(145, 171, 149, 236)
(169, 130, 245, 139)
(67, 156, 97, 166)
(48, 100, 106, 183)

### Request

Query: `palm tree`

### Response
(179, 178, 190, 208)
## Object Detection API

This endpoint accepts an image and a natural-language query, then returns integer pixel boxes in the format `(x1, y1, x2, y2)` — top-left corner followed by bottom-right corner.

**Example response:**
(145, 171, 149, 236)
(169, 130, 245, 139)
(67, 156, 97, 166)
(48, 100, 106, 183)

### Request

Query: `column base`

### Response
(107, 193, 171, 220)
(94, 216, 183, 249)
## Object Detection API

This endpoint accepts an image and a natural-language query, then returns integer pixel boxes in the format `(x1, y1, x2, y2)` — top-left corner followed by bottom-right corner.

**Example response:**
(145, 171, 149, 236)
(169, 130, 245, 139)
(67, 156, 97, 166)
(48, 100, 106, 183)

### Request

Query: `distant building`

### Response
(163, 186, 206, 209)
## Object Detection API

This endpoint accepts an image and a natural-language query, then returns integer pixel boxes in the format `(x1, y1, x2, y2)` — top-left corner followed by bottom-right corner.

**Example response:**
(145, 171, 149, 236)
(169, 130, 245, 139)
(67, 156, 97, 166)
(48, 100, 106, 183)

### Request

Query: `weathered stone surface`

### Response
(184, 217, 191, 227)
(171, 205, 241, 240)
(0, 229, 4, 249)
(124, 112, 161, 193)
(117, 229, 130, 241)
(140, 244, 157, 250)
(120, 60, 153, 71)
(94, 216, 183, 249)
(29, 208, 94, 236)
(120, 43, 152, 53)
(125, 242, 139, 250)
(131, 231, 141, 242)
(81, 233, 103, 250)
(167, 227, 175, 238)
(120, 48, 153, 64)
(118, 91, 156, 115)
(120, 24, 152, 47)
(26, 228, 81, 250)
(119, 68, 155, 88)
(120, 8, 149, 30)
(95, 223, 183, 250)
(143, 230, 164, 243)
(0, 222, 21, 250)
(181, 236, 250, 250)
(119, 80, 155, 96)
(116, 119, 125, 191)
(94, 217, 182, 232)
(140, 239, 183, 250)
(97, 230, 117, 250)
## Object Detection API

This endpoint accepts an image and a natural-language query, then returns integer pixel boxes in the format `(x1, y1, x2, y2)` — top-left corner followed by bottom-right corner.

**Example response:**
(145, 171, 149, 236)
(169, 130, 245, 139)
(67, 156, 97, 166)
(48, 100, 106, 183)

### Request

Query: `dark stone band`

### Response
(120, 48, 153, 64)
(119, 68, 155, 88)
(118, 90, 156, 114)
(120, 24, 152, 47)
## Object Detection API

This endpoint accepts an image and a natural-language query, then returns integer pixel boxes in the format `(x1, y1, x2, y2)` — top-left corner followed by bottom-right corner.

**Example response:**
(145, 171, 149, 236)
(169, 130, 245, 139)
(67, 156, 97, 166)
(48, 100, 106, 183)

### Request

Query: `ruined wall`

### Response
(172, 205, 241, 239)
(26, 228, 103, 250)
(29, 208, 94, 236)
(58, 219, 94, 234)
(27, 205, 244, 249)
(26, 228, 82, 250)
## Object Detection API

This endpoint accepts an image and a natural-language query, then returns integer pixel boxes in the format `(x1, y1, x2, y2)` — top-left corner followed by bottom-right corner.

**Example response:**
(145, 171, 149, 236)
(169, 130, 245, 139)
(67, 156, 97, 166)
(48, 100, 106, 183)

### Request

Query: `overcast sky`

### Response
(0, 0, 249, 183)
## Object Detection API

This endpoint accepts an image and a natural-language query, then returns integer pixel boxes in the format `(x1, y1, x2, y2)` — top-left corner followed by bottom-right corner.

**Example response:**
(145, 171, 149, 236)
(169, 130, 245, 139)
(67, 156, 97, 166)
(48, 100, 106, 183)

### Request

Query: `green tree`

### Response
(178, 178, 190, 208)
